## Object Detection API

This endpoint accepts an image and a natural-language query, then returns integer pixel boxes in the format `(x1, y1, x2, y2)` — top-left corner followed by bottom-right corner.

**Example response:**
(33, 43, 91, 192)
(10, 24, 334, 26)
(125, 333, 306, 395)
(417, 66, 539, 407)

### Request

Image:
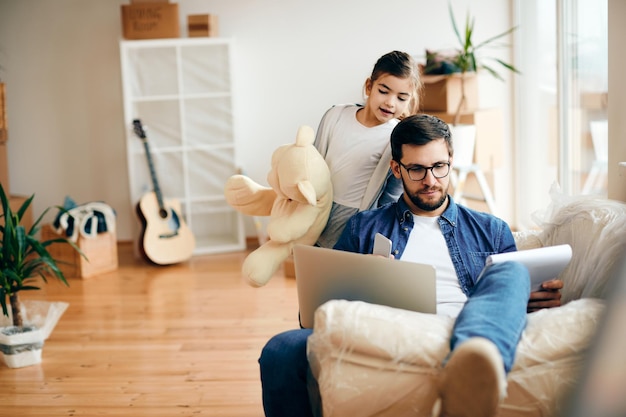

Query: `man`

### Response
(259, 114, 563, 417)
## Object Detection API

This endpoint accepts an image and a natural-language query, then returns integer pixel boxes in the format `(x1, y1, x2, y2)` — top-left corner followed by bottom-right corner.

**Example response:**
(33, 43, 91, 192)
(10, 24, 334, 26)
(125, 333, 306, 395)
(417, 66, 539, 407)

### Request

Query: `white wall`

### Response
(0, 0, 515, 241)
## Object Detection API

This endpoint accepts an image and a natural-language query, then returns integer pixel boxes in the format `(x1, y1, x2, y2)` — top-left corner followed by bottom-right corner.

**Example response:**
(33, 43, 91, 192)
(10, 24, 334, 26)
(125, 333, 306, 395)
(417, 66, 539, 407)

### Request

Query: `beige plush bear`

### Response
(224, 126, 333, 287)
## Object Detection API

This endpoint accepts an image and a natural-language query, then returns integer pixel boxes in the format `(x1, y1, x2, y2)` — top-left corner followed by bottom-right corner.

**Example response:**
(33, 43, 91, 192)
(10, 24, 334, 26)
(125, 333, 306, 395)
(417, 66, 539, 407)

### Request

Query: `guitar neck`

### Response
(141, 139, 166, 211)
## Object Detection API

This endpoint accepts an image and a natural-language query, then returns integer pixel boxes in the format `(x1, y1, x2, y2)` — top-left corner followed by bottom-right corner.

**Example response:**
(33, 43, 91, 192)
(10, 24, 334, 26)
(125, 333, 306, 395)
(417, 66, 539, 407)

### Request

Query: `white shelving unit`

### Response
(120, 38, 245, 255)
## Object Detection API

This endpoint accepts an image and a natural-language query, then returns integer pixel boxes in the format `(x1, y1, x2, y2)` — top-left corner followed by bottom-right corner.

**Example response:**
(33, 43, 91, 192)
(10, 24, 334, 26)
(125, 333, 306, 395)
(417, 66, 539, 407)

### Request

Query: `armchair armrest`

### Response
(308, 298, 604, 417)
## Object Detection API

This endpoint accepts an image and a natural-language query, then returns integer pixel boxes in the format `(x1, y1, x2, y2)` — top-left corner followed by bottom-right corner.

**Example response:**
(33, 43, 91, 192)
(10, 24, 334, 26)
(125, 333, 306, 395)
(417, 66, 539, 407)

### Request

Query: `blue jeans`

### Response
(449, 261, 529, 372)
(259, 328, 314, 417)
(258, 261, 529, 417)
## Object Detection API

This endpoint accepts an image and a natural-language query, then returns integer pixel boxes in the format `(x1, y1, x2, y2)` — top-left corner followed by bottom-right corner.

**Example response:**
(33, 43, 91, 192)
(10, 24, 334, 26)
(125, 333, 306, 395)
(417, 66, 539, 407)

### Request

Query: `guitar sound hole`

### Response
(159, 208, 168, 219)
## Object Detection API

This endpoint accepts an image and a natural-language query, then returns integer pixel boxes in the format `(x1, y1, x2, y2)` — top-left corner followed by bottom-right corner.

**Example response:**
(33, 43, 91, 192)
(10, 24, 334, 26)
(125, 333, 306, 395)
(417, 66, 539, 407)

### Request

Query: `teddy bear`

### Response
(224, 125, 333, 287)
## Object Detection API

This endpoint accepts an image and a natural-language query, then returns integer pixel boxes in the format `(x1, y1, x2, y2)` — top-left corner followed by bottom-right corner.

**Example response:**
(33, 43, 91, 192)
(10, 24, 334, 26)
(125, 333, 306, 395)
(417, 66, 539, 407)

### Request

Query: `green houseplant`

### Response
(0, 183, 80, 367)
(424, 2, 520, 125)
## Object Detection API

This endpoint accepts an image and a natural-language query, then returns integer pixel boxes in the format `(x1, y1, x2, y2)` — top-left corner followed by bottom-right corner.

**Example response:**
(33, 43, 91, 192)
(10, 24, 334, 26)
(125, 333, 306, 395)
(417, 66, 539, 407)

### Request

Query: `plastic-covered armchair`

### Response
(307, 193, 626, 417)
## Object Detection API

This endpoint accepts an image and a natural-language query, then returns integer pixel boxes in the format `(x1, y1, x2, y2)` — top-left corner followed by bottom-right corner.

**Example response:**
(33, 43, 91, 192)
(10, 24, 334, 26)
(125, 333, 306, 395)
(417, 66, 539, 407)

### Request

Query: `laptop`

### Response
(293, 244, 437, 328)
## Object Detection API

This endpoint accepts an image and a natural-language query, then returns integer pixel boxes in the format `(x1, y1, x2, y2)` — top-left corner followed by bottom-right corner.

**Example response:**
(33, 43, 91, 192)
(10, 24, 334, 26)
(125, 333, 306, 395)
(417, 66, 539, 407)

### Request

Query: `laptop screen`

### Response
(293, 244, 437, 328)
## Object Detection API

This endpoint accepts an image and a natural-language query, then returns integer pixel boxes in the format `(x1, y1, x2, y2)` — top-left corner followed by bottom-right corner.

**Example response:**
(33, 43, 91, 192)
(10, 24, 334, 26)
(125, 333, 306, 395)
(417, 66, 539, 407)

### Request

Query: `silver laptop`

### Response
(293, 244, 437, 328)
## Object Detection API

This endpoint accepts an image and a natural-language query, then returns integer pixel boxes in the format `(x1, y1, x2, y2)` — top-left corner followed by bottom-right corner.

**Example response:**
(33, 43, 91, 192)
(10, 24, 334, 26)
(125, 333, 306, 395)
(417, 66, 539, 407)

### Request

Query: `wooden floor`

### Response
(0, 243, 300, 416)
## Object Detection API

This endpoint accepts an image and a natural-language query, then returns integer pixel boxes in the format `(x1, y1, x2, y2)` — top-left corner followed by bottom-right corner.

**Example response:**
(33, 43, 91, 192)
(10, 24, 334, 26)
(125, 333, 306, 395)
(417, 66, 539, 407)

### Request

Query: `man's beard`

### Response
(403, 178, 449, 212)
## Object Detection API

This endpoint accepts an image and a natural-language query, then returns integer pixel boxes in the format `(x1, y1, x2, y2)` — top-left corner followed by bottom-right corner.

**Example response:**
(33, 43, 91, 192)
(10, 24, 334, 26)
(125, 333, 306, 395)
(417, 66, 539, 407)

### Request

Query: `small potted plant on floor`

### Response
(0, 183, 80, 368)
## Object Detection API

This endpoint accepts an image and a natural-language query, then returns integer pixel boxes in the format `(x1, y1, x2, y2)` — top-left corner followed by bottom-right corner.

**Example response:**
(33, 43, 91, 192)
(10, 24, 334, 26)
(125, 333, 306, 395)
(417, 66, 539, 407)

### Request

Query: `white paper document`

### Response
(478, 244, 573, 291)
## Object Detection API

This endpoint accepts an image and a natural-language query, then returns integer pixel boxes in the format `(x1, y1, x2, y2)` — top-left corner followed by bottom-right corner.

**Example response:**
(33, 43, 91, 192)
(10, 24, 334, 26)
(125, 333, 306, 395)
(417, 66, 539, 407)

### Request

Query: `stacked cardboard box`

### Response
(0, 82, 8, 195)
(0, 82, 35, 233)
(121, 0, 179, 40)
(421, 74, 478, 114)
(0, 142, 8, 197)
(0, 83, 7, 145)
(187, 14, 219, 37)
(283, 256, 296, 279)
(427, 108, 504, 171)
(420, 73, 503, 214)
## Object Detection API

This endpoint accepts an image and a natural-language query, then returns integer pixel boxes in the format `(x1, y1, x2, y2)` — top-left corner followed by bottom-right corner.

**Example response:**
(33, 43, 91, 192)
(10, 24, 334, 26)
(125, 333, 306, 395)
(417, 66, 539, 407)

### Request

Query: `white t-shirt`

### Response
(400, 214, 467, 318)
(322, 107, 396, 208)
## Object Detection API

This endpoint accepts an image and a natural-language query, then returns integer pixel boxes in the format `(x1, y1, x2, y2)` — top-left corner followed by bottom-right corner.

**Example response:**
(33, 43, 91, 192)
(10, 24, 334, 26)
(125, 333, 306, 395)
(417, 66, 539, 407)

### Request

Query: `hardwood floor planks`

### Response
(0, 243, 299, 416)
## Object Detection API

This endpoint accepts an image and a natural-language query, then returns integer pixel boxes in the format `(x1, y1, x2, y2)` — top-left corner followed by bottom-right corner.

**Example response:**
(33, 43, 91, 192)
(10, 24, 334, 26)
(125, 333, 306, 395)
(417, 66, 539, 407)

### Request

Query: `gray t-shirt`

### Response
(313, 104, 402, 248)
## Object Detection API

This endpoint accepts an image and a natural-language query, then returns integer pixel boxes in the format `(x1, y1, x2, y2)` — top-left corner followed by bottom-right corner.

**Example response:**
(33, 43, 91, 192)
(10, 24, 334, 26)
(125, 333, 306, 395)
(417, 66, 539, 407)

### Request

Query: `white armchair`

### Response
(307, 195, 626, 417)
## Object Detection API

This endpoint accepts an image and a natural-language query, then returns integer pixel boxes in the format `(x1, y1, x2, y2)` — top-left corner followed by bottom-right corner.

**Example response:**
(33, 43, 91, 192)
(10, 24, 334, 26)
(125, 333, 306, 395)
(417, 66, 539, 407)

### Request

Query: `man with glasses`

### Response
(259, 114, 563, 417)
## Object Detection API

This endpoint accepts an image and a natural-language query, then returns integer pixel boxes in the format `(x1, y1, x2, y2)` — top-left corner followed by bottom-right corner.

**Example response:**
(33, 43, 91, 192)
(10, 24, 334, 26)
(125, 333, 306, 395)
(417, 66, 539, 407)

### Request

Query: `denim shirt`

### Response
(333, 195, 517, 296)
(376, 171, 403, 207)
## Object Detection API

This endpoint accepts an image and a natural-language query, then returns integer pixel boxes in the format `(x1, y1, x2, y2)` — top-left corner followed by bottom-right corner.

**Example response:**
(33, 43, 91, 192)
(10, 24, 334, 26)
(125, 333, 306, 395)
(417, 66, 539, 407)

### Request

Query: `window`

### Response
(515, 0, 608, 229)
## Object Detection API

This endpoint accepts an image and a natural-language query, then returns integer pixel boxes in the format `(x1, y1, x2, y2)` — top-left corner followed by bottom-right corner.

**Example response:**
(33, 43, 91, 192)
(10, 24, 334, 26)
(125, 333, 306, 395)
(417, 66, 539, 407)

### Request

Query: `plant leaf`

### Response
(480, 64, 504, 81)
(492, 58, 521, 74)
(473, 26, 518, 51)
(15, 194, 35, 225)
(0, 183, 73, 318)
(449, 3, 463, 47)
(0, 287, 7, 317)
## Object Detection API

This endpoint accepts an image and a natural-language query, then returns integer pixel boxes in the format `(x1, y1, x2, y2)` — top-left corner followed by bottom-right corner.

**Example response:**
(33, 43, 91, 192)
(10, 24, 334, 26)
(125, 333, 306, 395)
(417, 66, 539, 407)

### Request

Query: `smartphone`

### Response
(373, 233, 392, 258)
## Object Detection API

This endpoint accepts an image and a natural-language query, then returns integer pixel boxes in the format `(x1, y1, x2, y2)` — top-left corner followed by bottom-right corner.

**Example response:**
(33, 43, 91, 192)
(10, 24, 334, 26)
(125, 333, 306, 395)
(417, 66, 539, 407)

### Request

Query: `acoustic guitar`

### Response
(132, 119, 196, 265)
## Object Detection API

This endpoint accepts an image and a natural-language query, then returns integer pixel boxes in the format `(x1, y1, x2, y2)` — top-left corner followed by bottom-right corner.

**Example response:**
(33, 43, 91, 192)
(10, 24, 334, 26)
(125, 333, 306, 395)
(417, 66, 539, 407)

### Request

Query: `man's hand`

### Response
(527, 279, 563, 313)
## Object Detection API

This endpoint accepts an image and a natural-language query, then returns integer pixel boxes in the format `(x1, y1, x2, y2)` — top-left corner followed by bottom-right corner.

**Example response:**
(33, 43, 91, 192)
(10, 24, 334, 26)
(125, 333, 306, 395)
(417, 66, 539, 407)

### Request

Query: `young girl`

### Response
(259, 54, 422, 417)
(314, 50, 422, 248)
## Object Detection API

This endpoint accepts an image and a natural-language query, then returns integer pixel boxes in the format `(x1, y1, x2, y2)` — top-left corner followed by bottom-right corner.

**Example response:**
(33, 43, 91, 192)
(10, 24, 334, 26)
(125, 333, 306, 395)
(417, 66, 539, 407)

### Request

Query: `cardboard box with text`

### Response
(121, 3, 179, 40)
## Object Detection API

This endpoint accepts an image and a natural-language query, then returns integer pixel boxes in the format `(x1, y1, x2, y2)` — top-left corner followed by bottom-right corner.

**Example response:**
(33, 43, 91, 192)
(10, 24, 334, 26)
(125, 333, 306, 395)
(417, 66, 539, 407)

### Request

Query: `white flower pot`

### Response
(449, 124, 477, 168)
(0, 300, 69, 368)
(0, 326, 44, 368)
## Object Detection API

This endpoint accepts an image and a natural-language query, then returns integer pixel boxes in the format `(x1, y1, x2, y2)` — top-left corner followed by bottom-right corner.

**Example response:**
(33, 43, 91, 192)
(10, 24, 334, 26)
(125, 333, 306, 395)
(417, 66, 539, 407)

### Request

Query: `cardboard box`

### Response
(449, 170, 496, 214)
(187, 14, 219, 37)
(0, 143, 9, 196)
(0, 82, 7, 144)
(428, 108, 504, 170)
(121, 3, 179, 40)
(41, 224, 118, 279)
(283, 256, 295, 279)
(421, 74, 478, 113)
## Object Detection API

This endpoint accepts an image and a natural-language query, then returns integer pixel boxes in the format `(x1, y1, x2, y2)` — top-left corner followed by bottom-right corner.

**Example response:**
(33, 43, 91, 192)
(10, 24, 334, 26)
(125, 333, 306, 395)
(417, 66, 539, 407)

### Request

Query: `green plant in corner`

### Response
(0, 184, 80, 327)
(424, 2, 521, 125)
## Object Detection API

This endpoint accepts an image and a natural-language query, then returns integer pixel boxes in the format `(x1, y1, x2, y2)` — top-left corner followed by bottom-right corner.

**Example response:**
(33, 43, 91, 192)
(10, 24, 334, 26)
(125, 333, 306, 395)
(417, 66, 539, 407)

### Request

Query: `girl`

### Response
(314, 50, 422, 248)
(259, 54, 422, 417)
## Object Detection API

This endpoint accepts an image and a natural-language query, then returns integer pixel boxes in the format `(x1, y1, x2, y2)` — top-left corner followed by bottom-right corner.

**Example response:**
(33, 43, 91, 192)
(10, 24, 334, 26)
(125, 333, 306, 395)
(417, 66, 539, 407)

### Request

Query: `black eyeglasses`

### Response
(397, 161, 451, 181)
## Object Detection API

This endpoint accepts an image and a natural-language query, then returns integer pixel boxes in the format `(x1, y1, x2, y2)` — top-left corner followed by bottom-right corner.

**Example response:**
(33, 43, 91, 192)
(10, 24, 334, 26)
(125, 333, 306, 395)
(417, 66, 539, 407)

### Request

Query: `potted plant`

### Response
(0, 183, 79, 368)
(421, 3, 520, 171)
(424, 2, 520, 125)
